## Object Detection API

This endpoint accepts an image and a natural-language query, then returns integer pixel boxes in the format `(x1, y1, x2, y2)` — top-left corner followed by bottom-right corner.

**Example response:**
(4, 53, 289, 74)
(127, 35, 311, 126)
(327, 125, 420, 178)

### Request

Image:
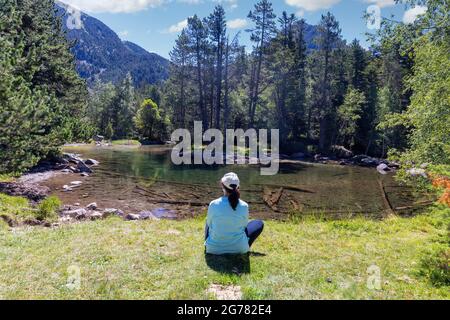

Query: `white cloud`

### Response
(165, 19, 188, 33)
(178, 0, 202, 4)
(59, 0, 165, 13)
(228, 18, 247, 29)
(285, 0, 341, 11)
(215, 0, 238, 10)
(364, 0, 396, 8)
(403, 6, 427, 24)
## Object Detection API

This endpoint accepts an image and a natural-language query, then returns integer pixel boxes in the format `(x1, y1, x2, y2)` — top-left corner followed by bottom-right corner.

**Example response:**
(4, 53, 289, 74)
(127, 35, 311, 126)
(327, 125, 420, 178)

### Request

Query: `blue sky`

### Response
(60, 0, 425, 59)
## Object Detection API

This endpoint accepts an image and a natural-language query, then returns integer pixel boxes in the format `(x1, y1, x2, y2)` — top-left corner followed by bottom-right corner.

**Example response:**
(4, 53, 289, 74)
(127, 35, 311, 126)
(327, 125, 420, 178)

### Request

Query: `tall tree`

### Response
(315, 12, 342, 151)
(113, 73, 136, 139)
(247, 0, 277, 127)
(187, 15, 209, 128)
(207, 5, 227, 129)
(291, 18, 308, 141)
(169, 29, 191, 128)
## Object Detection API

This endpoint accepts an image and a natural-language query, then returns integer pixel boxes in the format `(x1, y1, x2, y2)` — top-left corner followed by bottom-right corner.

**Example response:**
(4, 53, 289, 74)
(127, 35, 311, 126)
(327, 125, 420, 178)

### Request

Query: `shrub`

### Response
(36, 196, 62, 222)
(419, 246, 450, 287)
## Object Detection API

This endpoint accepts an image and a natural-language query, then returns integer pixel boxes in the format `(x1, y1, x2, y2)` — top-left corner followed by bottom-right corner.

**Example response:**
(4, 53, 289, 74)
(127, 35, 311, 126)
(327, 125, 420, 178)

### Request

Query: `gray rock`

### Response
(90, 212, 104, 220)
(85, 159, 99, 166)
(86, 202, 98, 210)
(103, 208, 124, 217)
(63, 208, 88, 219)
(77, 161, 93, 174)
(80, 173, 90, 177)
(377, 163, 390, 175)
(125, 213, 141, 221)
(70, 181, 83, 186)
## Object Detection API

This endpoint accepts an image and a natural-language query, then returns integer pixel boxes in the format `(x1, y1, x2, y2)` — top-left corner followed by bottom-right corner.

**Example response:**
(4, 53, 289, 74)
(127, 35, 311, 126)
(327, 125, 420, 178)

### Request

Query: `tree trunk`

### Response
(223, 39, 230, 131)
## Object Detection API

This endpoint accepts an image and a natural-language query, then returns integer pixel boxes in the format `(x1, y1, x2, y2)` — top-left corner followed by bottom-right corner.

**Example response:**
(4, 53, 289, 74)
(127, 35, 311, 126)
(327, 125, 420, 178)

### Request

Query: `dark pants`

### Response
(205, 220, 264, 247)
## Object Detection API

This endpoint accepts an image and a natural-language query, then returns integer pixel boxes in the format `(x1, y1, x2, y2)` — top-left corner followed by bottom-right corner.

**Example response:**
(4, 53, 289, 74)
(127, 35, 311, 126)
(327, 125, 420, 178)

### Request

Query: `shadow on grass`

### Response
(205, 252, 266, 275)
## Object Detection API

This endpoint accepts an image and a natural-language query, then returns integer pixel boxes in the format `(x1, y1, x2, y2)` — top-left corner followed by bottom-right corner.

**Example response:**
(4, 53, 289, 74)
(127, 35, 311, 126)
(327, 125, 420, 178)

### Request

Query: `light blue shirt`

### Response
(205, 197, 250, 255)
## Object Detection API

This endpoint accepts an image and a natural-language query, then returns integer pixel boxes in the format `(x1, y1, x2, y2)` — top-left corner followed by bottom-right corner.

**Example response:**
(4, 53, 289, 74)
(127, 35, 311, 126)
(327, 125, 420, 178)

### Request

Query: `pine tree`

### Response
(247, 0, 277, 127)
(169, 30, 191, 128)
(207, 5, 227, 129)
(0, 0, 62, 172)
(113, 73, 136, 139)
(187, 15, 209, 128)
(315, 12, 342, 152)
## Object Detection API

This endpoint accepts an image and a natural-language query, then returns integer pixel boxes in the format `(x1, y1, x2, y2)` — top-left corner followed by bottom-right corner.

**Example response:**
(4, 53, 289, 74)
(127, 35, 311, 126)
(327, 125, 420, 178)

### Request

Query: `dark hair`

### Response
(223, 184, 240, 211)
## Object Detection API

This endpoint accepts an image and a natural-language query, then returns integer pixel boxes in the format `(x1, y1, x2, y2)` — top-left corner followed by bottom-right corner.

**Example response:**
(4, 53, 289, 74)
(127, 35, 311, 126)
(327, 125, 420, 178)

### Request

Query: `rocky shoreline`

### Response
(0, 152, 174, 228)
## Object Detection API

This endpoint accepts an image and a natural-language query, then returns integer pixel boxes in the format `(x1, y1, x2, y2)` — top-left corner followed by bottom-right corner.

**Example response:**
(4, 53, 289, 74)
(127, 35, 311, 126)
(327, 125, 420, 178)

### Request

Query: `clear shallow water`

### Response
(44, 145, 420, 219)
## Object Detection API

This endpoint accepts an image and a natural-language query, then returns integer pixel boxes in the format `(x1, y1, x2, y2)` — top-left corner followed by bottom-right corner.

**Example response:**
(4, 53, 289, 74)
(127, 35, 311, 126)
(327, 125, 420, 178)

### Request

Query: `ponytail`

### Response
(224, 184, 240, 211)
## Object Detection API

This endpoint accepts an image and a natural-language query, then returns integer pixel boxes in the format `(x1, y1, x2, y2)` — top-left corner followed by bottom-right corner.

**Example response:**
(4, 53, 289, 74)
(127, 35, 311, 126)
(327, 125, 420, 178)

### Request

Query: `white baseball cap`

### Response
(221, 172, 240, 189)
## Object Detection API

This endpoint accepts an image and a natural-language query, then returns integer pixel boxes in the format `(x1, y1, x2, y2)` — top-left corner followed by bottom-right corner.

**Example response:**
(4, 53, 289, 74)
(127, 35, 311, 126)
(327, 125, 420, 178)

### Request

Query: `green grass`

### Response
(0, 194, 61, 224)
(0, 205, 448, 300)
(111, 140, 142, 147)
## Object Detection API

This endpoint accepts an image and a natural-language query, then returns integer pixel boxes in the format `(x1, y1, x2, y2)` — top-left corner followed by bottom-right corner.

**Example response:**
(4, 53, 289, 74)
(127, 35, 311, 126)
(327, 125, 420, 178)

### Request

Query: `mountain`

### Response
(55, 2, 169, 87)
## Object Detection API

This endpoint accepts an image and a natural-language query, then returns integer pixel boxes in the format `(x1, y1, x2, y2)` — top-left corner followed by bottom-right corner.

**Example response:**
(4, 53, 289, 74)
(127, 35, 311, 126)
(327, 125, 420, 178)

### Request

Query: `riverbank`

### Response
(0, 205, 448, 299)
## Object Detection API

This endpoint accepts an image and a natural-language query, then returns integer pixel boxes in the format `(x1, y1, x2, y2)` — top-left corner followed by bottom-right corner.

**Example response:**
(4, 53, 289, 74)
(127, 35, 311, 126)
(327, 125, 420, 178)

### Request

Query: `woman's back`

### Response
(205, 196, 249, 255)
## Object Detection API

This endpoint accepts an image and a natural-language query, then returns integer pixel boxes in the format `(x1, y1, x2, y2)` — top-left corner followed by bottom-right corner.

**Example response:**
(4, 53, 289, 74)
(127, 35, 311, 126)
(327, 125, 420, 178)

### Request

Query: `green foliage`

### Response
(337, 87, 366, 148)
(0, 0, 91, 174)
(419, 246, 450, 287)
(378, 0, 450, 167)
(36, 196, 61, 222)
(105, 122, 114, 140)
(135, 99, 170, 142)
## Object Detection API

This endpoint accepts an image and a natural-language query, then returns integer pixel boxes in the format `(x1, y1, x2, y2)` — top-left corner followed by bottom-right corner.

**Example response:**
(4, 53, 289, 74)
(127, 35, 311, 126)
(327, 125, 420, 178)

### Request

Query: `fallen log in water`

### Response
(254, 183, 314, 193)
(263, 187, 284, 212)
(378, 179, 395, 216)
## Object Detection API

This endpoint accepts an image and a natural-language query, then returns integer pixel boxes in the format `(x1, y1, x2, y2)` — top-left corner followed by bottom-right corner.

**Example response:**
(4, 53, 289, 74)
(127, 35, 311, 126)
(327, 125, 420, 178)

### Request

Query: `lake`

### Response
(43, 145, 421, 220)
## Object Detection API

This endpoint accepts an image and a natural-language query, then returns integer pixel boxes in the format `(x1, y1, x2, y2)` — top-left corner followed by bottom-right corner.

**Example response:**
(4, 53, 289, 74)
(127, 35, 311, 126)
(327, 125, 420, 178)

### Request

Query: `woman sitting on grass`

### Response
(205, 173, 264, 255)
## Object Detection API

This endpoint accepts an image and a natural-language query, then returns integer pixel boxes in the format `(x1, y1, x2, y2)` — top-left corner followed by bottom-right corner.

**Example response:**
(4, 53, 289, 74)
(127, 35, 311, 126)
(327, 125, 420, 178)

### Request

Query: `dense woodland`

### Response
(0, 0, 448, 175)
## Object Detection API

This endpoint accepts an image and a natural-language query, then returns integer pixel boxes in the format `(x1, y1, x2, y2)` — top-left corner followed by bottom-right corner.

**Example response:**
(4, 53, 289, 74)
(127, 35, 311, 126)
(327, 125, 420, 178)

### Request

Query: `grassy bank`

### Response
(0, 201, 448, 299)
(111, 140, 142, 147)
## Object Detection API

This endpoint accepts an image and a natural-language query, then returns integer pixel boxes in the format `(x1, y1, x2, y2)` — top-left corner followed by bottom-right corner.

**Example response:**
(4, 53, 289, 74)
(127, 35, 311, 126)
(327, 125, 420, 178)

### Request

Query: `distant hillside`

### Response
(56, 2, 169, 87)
